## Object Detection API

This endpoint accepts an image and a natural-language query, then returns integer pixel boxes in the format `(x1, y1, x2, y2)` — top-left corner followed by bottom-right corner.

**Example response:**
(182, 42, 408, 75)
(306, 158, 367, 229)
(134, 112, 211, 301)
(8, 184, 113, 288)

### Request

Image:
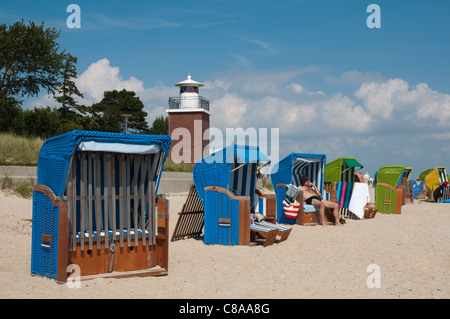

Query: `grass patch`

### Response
(262, 178, 274, 191)
(0, 133, 43, 166)
(162, 158, 194, 172)
(1, 174, 35, 198)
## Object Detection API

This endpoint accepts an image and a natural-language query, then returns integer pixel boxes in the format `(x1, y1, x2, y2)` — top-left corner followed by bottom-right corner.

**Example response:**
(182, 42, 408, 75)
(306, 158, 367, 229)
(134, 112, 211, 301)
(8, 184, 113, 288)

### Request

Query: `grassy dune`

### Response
(0, 133, 43, 166)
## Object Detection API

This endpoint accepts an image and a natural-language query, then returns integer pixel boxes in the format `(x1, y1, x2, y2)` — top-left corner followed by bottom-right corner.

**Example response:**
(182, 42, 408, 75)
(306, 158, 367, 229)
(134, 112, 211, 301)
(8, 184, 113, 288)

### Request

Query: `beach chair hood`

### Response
(271, 153, 326, 192)
(424, 167, 448, 191)
(419, 168, 433, 181)
(375, 165, 406, 187)
(324, 157, 363, 182)
(193, 144, 270, 204)
(37, 130, 171, 197)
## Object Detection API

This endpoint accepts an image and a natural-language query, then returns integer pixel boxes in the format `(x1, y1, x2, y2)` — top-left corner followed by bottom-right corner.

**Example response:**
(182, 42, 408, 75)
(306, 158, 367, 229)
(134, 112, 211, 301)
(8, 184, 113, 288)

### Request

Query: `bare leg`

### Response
(323, 200, 343, 226)
(311, 199, 327, 226)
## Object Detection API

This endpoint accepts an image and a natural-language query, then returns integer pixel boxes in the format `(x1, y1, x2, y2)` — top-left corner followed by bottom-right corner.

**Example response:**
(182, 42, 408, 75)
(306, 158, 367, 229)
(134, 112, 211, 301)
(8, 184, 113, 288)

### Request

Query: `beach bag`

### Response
(284, 200, 300, 219)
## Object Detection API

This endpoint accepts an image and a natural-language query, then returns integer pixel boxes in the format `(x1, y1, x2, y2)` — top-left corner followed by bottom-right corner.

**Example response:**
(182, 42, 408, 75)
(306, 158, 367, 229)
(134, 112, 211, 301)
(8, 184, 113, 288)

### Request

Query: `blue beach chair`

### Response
(31, 130, 171, 282)
(271, 153, 328, 225)
(193, 144, 291, 246)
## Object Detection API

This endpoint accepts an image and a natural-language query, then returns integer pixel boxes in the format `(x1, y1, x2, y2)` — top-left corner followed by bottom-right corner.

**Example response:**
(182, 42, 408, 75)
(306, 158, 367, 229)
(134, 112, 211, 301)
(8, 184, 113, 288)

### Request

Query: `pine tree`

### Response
(149, 115, 168, 135)
(89, 89, 150, 133)
(54, 54, 84, 117)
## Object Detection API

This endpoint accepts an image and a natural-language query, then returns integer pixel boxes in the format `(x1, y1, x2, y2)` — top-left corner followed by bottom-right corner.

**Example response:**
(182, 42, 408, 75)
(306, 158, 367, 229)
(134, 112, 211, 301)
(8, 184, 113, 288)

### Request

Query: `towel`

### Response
(336, 182, 354, 208)
(283, 184, 300, 207)
(348, 182, 370, 219)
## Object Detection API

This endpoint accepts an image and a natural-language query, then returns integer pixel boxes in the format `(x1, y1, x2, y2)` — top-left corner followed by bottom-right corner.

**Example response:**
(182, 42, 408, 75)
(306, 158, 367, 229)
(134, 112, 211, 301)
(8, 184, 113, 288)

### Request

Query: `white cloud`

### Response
(210, 93, 249, 129)
(354, 78, 450, 127)
(354, 78, 409, 119)
(76, 58, 144, 103)
(400, 83, 450, 123)
(319, 93, 372, 133)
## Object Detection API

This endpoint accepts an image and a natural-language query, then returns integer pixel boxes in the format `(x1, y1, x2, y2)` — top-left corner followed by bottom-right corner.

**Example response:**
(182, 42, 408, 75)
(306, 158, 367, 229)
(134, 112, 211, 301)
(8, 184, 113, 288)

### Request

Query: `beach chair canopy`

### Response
(271, 153, 327, 193)
(324, 157, 363, 182)
(404, 167, 413, 180)
(193, 144, 270, 207)
(424, 167, 448, 191)
(36, 130, 172, 197)
(374, 165, 406, 187)
(419, 168, 433, 181)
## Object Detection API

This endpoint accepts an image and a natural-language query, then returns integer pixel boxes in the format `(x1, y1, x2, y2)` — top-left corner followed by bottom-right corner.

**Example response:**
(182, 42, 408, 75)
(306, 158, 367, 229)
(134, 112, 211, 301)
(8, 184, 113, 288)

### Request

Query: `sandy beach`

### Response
(0, 188, 449, 300)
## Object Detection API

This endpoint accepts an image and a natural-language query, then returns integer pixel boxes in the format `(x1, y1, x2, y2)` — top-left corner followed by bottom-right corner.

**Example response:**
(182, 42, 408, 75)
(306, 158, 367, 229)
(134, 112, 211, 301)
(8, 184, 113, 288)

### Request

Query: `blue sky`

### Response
(2, 0, 450, 178)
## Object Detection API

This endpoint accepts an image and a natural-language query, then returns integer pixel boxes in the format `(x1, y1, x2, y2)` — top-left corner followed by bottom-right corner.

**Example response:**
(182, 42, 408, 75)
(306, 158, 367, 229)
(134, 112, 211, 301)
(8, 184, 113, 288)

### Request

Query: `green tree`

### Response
(54, 54, 83, 116)
(53, 54, 85, 134)
(0, 97, 22, 133)
(0, 19, 67, 101)
(149, 115, 168, 135)
(16, 106, 60, 138)
(89, 89, 149, 133)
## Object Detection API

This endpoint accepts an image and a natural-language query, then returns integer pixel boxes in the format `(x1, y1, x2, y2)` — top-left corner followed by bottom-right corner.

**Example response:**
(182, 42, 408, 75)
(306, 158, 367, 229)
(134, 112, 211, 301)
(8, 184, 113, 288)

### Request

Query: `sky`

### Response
(2, 0, 450, 178)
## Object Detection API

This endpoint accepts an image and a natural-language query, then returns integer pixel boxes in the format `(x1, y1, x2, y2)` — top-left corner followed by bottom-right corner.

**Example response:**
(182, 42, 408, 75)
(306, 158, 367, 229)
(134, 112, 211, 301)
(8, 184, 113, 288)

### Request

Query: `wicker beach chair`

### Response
(271, 153, 330, 225)
(31, 130, 171, 283)
(193, 144, 290, 246)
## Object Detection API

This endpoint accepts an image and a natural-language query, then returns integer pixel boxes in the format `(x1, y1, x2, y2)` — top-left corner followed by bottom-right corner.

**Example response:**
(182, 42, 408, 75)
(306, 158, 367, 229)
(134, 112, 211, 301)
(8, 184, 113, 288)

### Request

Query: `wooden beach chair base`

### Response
(250, 225, 278, 247)
(298, 209, 335, 226)
(32, 184, 169, 283)
(255, 220, 292, 242)
(364, 206, 378, 219)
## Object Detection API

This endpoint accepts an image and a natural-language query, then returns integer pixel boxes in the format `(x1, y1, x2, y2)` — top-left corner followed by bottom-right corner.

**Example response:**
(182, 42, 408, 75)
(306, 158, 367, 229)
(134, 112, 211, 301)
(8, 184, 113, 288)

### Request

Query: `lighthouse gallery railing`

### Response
(168, 96, 209, 111)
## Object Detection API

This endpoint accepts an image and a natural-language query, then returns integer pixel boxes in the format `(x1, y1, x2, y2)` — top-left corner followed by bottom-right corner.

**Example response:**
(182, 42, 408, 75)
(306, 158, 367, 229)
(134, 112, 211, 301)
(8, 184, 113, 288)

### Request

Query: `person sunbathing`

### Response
(297, 176, 343, 226)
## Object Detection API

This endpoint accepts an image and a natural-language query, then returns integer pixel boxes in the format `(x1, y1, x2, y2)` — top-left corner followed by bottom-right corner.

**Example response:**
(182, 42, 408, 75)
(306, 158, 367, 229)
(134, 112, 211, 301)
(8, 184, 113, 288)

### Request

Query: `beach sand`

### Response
(0, 189, 449, 299)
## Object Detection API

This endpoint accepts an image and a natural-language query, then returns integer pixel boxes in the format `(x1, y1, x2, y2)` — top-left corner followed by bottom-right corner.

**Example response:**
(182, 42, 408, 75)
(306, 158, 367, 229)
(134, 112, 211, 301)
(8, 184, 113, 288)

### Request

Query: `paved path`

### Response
(0, 166, 37, 182)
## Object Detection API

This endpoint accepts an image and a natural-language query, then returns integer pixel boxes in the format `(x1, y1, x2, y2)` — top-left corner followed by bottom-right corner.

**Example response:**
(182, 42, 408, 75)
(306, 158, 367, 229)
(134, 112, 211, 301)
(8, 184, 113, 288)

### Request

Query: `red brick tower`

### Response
(167, 75, 210, 164)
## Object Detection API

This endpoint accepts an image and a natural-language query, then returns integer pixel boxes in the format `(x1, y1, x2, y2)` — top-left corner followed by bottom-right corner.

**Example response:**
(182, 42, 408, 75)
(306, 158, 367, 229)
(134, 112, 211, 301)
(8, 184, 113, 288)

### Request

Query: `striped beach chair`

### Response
(194, 144, 292, 247)
(271, 153, 327, 225)
(31, 130, 171, 283)
(425, 167, 449, 203)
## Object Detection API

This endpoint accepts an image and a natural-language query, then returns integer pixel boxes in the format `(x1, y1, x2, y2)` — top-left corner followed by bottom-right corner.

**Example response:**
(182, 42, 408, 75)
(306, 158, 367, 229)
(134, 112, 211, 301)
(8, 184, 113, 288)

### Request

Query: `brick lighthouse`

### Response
(167, 75, 210, 164)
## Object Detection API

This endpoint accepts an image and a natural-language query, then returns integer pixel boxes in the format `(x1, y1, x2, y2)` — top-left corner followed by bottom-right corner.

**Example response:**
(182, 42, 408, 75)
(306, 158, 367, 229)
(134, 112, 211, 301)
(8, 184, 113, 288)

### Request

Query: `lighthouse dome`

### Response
(174, 74, 204, 88)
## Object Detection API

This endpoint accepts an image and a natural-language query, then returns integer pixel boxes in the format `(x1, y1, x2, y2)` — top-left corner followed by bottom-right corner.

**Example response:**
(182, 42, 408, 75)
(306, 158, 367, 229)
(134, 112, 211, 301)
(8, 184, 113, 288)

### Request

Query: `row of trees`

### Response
(0, 19, 168, 138)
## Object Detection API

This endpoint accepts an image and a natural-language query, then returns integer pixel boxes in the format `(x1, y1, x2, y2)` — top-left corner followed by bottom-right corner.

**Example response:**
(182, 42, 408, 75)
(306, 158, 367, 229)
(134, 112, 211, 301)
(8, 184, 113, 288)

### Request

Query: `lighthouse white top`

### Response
(174, 75, 204, 88)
